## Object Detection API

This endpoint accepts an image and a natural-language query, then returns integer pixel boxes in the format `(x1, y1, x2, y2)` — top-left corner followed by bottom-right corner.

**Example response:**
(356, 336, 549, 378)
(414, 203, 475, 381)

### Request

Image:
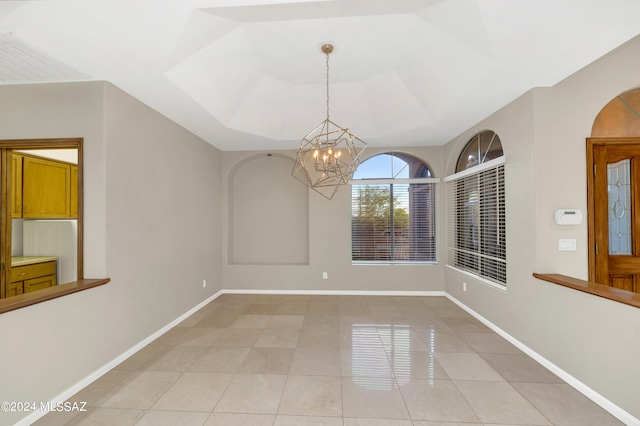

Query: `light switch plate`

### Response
(558, 238, 577, 251)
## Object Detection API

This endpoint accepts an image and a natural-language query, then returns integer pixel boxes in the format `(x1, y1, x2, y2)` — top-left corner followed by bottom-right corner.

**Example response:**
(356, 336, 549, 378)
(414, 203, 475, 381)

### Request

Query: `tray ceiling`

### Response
(1, 0, 640, 150)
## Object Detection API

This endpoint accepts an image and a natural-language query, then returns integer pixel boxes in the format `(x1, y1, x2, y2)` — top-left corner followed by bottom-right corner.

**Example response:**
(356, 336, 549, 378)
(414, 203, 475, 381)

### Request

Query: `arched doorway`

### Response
(588, 88, 640, 292)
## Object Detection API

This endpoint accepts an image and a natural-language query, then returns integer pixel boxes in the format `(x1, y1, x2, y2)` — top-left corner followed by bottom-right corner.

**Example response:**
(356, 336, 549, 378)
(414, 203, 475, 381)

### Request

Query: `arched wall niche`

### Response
(228, 153, 309, 265)
(592, 87, 640, 137)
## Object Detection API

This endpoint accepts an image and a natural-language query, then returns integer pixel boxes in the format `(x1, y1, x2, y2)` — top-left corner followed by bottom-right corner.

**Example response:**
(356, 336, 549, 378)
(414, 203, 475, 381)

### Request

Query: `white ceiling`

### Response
(1, 0, 640, 151)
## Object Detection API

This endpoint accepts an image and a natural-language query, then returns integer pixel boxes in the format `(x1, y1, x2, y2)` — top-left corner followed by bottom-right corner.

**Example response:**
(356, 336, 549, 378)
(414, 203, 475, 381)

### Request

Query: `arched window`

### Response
(351, 153, 437, 263)
(446, 130, 506, 286)
(455, 130, 504, 172)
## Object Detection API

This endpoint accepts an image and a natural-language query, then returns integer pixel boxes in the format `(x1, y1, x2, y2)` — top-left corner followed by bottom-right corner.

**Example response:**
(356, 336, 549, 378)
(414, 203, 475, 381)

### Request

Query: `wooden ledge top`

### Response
(0, 278, 110, 315)
(533, 273, 640, 309)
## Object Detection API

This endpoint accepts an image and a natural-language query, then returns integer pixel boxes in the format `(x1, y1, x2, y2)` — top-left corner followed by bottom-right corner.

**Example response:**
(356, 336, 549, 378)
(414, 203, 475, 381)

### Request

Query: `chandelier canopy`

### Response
(292, 44, 367, 200)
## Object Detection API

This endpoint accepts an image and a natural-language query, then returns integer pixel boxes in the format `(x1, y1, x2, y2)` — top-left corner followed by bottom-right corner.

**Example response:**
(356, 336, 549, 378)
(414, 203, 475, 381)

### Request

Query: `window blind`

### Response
(447, 165, 506, 285)
(352, 182, 436, 262)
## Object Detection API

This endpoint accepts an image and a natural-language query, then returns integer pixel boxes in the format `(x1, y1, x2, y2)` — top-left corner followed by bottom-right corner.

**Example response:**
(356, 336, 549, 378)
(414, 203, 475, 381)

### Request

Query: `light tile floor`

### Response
(35, 294, 624, 426)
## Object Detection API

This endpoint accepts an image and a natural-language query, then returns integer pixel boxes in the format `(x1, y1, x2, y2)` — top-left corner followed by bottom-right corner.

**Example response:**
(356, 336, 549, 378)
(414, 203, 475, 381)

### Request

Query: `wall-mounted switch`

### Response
(322, 272, 328, 280)
(558, 239, 577, 251)
(202, 279, 207, 288)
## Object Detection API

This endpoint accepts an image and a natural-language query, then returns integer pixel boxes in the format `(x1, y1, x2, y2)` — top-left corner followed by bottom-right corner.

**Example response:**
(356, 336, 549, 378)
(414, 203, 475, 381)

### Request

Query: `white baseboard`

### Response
(16, 290, 224, 426)
(222, 289, 446, 297)
(18, 289, 638, 426)
(445, 293, 640, 426)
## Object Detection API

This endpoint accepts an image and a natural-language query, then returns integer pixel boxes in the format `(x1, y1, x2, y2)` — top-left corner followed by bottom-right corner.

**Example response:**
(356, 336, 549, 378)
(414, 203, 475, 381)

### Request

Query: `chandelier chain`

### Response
(326, 50, 330, 120)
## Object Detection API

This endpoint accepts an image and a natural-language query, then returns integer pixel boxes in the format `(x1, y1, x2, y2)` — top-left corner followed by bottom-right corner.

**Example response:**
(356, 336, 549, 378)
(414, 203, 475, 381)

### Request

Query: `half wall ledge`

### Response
(533, 273, 640, 309)
(0, 278, 110, 314)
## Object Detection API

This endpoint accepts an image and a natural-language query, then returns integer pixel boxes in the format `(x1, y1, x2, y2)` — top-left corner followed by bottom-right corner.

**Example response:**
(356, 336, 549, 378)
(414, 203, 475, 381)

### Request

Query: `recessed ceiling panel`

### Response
(1, 0, 640, 150)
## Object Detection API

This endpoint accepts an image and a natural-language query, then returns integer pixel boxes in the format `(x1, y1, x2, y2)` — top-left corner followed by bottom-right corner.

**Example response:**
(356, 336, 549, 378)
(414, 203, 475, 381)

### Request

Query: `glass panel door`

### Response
(607, 159, 632, 255)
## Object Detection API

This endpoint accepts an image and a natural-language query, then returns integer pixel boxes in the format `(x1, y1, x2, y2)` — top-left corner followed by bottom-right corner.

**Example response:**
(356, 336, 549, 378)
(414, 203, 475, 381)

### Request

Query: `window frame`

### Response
(0, 138, 109, 315)
(350, 153, 439, 265)
(446, 146, 507, 289)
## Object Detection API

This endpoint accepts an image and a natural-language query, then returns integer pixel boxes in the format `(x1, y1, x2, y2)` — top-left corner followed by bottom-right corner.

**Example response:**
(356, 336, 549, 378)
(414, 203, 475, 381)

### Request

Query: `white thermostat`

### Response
(554, 209, 583, 225)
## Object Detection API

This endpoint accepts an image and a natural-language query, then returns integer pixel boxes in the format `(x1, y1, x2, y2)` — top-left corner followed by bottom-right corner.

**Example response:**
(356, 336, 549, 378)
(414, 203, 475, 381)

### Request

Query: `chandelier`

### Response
(292, 43, 367, 200)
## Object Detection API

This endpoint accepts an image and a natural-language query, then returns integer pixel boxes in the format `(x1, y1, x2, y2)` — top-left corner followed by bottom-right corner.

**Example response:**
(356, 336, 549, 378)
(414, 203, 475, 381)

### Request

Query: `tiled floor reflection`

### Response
(35, 294, 624, 426)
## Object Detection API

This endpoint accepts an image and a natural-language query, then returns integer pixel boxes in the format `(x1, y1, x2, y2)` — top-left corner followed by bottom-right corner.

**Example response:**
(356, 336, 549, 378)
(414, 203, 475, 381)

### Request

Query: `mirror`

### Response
(0, 139, 83, 300)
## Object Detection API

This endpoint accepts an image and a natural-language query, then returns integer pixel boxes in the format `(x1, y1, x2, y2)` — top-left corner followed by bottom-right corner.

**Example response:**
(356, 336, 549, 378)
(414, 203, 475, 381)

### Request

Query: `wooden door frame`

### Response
(0, 138, 84, 300)
(0, 149, 9, 299)
(587, 137, 640, 284)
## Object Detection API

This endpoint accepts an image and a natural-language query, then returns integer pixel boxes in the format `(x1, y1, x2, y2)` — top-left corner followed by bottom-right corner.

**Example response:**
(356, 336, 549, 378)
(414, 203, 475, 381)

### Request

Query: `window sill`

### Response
(0, 278, 110, 315)
(533, 273, 640, 309)
(446, 265, 507, 291)
(352, 261, 438, 266)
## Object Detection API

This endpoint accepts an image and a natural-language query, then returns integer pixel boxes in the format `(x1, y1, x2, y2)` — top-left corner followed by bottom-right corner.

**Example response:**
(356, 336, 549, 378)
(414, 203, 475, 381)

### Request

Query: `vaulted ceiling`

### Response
(1, 0, 640, 151)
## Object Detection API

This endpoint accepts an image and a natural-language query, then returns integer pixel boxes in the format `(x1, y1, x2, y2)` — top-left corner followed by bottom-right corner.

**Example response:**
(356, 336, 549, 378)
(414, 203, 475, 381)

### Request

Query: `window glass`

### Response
(608, 159, 632, 255)
(456, 130, 503, 173)
(352, 153, 436, 263)
(448, 132, 506, 286)
(353, 152, 432, 180)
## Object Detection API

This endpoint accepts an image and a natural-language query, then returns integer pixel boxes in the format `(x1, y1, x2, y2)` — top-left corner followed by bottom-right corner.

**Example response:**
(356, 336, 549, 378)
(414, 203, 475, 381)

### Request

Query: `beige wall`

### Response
(3, 33, 640, 425)
(222, 146, 446, 293)
(229, 153, 309, 265)
(0, 82, 223, 426)
(443, 36, 640, 420)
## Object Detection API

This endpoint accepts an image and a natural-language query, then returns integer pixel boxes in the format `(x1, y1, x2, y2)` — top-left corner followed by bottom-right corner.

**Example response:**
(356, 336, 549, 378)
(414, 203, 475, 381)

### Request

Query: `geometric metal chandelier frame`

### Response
(292, 43, 367, 200)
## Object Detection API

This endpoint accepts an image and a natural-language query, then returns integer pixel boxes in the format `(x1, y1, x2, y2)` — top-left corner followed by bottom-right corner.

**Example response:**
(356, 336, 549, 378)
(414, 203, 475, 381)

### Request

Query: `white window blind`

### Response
(447, 164, 506, 285)
(352, 182, 436, 263)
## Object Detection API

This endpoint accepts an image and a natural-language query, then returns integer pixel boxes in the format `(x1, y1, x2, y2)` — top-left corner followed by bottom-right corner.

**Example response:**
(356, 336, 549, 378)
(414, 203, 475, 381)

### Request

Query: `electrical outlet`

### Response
(202, 279, 207, 288)
(463, 282, 467, 292)
(322, 272, 328, 280)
